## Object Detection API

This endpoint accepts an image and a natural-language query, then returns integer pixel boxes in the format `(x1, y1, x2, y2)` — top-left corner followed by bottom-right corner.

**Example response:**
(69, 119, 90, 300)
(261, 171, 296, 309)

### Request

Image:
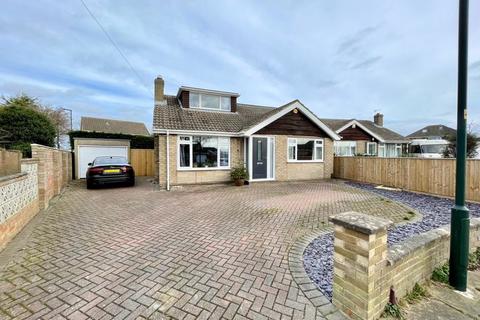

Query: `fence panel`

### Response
(333, 156, 480, 202)
(130, 149, 154, 176)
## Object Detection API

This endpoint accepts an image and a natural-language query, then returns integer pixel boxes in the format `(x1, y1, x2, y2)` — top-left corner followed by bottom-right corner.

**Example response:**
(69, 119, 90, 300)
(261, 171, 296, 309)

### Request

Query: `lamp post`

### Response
(449, 0, 470, 291)
(61, 108, 73, 131)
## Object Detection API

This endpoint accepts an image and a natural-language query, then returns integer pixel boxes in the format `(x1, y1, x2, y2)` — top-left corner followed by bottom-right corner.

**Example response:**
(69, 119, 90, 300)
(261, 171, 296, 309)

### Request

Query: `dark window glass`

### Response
(409, 145, 421, 153)
(94, 156, 127, 165)
(179, 144, 190, 167)
(297, 139, 314, 160)
(192, 137, 218, 168)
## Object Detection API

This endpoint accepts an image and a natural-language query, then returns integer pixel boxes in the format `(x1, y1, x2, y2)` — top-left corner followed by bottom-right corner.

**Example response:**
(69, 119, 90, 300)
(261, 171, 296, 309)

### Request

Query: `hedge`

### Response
(68, 131, 154, 149)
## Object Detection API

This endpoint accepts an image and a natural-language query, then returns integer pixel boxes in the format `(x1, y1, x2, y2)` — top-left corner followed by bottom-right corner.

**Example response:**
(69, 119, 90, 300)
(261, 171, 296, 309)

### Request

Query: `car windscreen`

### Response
(93, 156, 128, 165)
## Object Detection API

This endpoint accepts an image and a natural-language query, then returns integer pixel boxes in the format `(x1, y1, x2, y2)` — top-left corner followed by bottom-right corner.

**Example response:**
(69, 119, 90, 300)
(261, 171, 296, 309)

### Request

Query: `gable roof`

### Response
(153, 96, 340, 139)
(81, 117, 150, 136)
(407, 125, 456, 139)
(320, 118, 408, 143)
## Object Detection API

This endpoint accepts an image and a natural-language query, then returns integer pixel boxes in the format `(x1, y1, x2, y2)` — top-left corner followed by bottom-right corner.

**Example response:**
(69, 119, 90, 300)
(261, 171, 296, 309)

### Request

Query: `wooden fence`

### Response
(130, 149, 155, 176)
(334, 156, 480, 202)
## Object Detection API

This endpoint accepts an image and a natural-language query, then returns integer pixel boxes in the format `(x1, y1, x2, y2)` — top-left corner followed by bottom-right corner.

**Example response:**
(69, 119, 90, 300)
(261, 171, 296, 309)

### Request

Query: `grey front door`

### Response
(253, 137, 268, 179)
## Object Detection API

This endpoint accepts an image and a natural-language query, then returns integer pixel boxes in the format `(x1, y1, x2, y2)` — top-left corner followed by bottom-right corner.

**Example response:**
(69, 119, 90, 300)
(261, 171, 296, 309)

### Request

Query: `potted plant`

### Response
(230, 167, 248, 186)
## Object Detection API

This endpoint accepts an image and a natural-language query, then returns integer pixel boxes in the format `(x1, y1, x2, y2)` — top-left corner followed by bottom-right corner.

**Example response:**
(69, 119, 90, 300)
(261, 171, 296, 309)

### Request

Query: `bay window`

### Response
(178, 136, 230, 169)
(189, 92, 231, 111)
(287, 138, 323, 162)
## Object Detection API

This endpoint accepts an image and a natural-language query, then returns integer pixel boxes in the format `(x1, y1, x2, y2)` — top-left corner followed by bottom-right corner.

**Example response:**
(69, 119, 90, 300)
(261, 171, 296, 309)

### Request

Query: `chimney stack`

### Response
(154, 76, 166, 105)
(374, 112, 384, 127)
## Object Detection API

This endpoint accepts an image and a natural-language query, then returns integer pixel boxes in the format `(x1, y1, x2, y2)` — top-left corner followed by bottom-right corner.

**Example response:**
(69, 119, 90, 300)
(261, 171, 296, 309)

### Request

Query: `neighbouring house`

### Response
(73, 117, 151, 178)
(152, 77, 341, 189)
(320, 114, 409, 157)
(406, 125, 455, 158)
(407, 124, 456, 140)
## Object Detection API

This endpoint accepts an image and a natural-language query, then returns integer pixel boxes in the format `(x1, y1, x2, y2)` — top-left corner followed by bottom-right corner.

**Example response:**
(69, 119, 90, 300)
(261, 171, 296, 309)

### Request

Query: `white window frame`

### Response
(334, 141, 356, 156)
(189, 92, 231, 111)
(366, 142, 377, 156)
(287, 138, 324, 163)
(395, 144, 402, 157)
(378, 143, 386, 157)
(177, 135, 231, 170)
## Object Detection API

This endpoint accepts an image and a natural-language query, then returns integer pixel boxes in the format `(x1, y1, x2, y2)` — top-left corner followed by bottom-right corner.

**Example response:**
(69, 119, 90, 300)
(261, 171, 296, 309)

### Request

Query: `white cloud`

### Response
(0, 0, 479, 135)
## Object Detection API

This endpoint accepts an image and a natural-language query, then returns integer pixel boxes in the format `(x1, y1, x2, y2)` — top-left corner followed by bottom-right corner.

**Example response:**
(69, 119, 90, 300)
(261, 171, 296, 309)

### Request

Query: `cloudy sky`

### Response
(1, 1, 479, 135)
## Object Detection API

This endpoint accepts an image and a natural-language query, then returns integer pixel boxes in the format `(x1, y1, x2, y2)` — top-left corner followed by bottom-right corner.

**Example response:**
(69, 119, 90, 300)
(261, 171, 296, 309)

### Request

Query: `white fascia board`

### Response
(242, 100, 342, 140)
(177, 86, 240, 98)
(336, 120, 385, 143)
(152, 128, 241, 137)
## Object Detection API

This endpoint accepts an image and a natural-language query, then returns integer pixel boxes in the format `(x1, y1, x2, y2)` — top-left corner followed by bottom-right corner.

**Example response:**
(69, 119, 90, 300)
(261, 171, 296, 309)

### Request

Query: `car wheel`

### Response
(86, 180, 94, 189)
(128, 178, 135, 187)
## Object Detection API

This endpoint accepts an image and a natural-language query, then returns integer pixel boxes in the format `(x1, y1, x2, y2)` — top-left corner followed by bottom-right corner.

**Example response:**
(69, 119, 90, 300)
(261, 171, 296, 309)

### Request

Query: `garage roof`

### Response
(81, 117, 150, 136)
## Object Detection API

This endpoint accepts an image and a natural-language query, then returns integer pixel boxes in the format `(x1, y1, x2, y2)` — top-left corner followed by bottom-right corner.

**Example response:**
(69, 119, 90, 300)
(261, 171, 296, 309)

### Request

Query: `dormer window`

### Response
(190, 92, 231, 111)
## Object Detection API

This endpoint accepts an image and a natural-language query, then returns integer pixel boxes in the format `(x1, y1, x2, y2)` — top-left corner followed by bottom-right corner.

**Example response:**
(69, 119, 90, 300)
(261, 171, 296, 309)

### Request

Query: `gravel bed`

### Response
(303, 182, 480, 301)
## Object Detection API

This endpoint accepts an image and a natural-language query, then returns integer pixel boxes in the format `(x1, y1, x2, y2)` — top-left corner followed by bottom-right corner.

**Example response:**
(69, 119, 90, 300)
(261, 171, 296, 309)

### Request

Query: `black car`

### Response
(86, 156, 135, 189)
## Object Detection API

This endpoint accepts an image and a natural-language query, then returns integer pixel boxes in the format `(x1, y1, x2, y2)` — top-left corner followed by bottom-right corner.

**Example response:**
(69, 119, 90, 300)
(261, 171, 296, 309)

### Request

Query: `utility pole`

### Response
(61, 108, 73, 131)
(449, 0, 470, 291)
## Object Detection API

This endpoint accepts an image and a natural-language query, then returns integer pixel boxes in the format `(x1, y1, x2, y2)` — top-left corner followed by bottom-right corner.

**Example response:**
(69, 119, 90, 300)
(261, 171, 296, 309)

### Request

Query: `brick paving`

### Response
(0, 178, 412, 320)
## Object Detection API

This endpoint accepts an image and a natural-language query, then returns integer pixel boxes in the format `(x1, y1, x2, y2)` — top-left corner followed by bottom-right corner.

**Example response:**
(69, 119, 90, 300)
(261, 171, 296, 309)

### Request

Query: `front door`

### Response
(253, 137, 268, 179)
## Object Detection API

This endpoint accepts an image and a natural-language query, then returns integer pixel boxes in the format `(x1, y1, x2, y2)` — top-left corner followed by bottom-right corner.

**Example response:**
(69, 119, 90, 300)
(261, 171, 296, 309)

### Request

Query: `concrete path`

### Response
(404, 271, 480, 320)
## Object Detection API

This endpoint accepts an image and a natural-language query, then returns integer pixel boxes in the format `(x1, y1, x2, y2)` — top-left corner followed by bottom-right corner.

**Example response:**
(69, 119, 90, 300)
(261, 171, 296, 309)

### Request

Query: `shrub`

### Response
(431, 263, 449, 283)
(468, 247, 480, 270)
(405, 283, 429, 304)
(0, 105, 56, 151)
(10, 142, 32, 158)
(230, 167, 248, 180)
(383, 302, 403, 319)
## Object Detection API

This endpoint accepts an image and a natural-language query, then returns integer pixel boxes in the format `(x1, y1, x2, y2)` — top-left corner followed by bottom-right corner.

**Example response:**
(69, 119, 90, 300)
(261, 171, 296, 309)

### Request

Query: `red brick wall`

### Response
(0, 149, 21, 177)
(31, 144, 72, 210)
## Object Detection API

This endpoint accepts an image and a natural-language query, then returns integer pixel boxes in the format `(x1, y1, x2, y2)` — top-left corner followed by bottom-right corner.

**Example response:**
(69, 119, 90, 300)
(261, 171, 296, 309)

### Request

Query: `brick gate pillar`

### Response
(329, 212, 392, 320)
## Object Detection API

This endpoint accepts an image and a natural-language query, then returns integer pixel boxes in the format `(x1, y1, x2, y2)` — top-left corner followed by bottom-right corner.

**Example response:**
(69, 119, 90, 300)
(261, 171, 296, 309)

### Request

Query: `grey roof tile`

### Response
(81, 117, 150, 136)
(407, 125, 456, 139)
(320, 118, 407, 142)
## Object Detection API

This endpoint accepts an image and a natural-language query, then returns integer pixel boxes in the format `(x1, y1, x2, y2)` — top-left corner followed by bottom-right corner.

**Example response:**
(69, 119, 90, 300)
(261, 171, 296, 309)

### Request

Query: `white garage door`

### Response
(78, 146, 129, 178)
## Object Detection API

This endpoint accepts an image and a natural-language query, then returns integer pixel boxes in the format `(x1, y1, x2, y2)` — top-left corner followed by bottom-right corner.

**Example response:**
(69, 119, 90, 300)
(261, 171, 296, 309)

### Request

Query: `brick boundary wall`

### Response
(0, 149, 21, 177)
(31, 144, 72, 210)
(0, 159, 39, 250)
(330, 212, 480, 320)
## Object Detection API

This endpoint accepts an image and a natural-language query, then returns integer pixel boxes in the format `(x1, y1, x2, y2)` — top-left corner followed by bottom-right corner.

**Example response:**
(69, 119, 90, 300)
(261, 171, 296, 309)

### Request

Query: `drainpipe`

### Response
(166, 130, 170, 191)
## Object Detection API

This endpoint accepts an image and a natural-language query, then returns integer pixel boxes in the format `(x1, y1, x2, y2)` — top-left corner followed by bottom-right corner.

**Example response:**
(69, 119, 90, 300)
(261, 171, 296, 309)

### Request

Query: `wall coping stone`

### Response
(388, 217, 480, 265)
(329, 211, 393, 235)
(0, 172, 28, 186)
(30, 144, 71, 153)
(21, 158, 39, 164)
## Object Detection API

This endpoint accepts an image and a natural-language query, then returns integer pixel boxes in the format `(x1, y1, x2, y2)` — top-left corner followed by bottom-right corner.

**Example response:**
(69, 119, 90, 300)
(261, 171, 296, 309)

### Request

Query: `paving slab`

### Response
(0, 178, 412, 319)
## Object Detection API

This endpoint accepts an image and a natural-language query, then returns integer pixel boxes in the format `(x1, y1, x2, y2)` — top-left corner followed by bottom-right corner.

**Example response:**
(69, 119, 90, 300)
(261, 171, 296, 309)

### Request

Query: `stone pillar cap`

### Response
(329, 212, 393, 235)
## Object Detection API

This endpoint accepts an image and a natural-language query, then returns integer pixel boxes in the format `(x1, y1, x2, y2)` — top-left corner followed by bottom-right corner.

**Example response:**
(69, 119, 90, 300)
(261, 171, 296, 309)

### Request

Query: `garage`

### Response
(73, 138, 130, 179)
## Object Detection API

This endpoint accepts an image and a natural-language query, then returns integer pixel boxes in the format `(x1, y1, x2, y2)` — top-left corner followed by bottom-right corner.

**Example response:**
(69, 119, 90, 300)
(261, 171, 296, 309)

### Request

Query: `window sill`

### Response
(287, 160, 324, 163)
(177, 167, 231, 171)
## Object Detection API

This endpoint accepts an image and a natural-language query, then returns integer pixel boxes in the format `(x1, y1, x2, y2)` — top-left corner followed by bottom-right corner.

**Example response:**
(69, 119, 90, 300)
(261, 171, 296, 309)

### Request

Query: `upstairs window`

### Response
(189, 92, 231, 111)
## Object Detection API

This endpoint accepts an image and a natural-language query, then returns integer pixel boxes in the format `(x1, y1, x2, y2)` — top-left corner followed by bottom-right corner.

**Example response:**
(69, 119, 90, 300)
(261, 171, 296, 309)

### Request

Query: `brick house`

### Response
(321, 114, 409, 157)
(152, 77, 340, 189)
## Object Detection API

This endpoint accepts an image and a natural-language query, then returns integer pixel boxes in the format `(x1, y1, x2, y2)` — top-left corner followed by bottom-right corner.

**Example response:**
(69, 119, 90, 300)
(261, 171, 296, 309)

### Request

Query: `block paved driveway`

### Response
(0, 179, 411, 320)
